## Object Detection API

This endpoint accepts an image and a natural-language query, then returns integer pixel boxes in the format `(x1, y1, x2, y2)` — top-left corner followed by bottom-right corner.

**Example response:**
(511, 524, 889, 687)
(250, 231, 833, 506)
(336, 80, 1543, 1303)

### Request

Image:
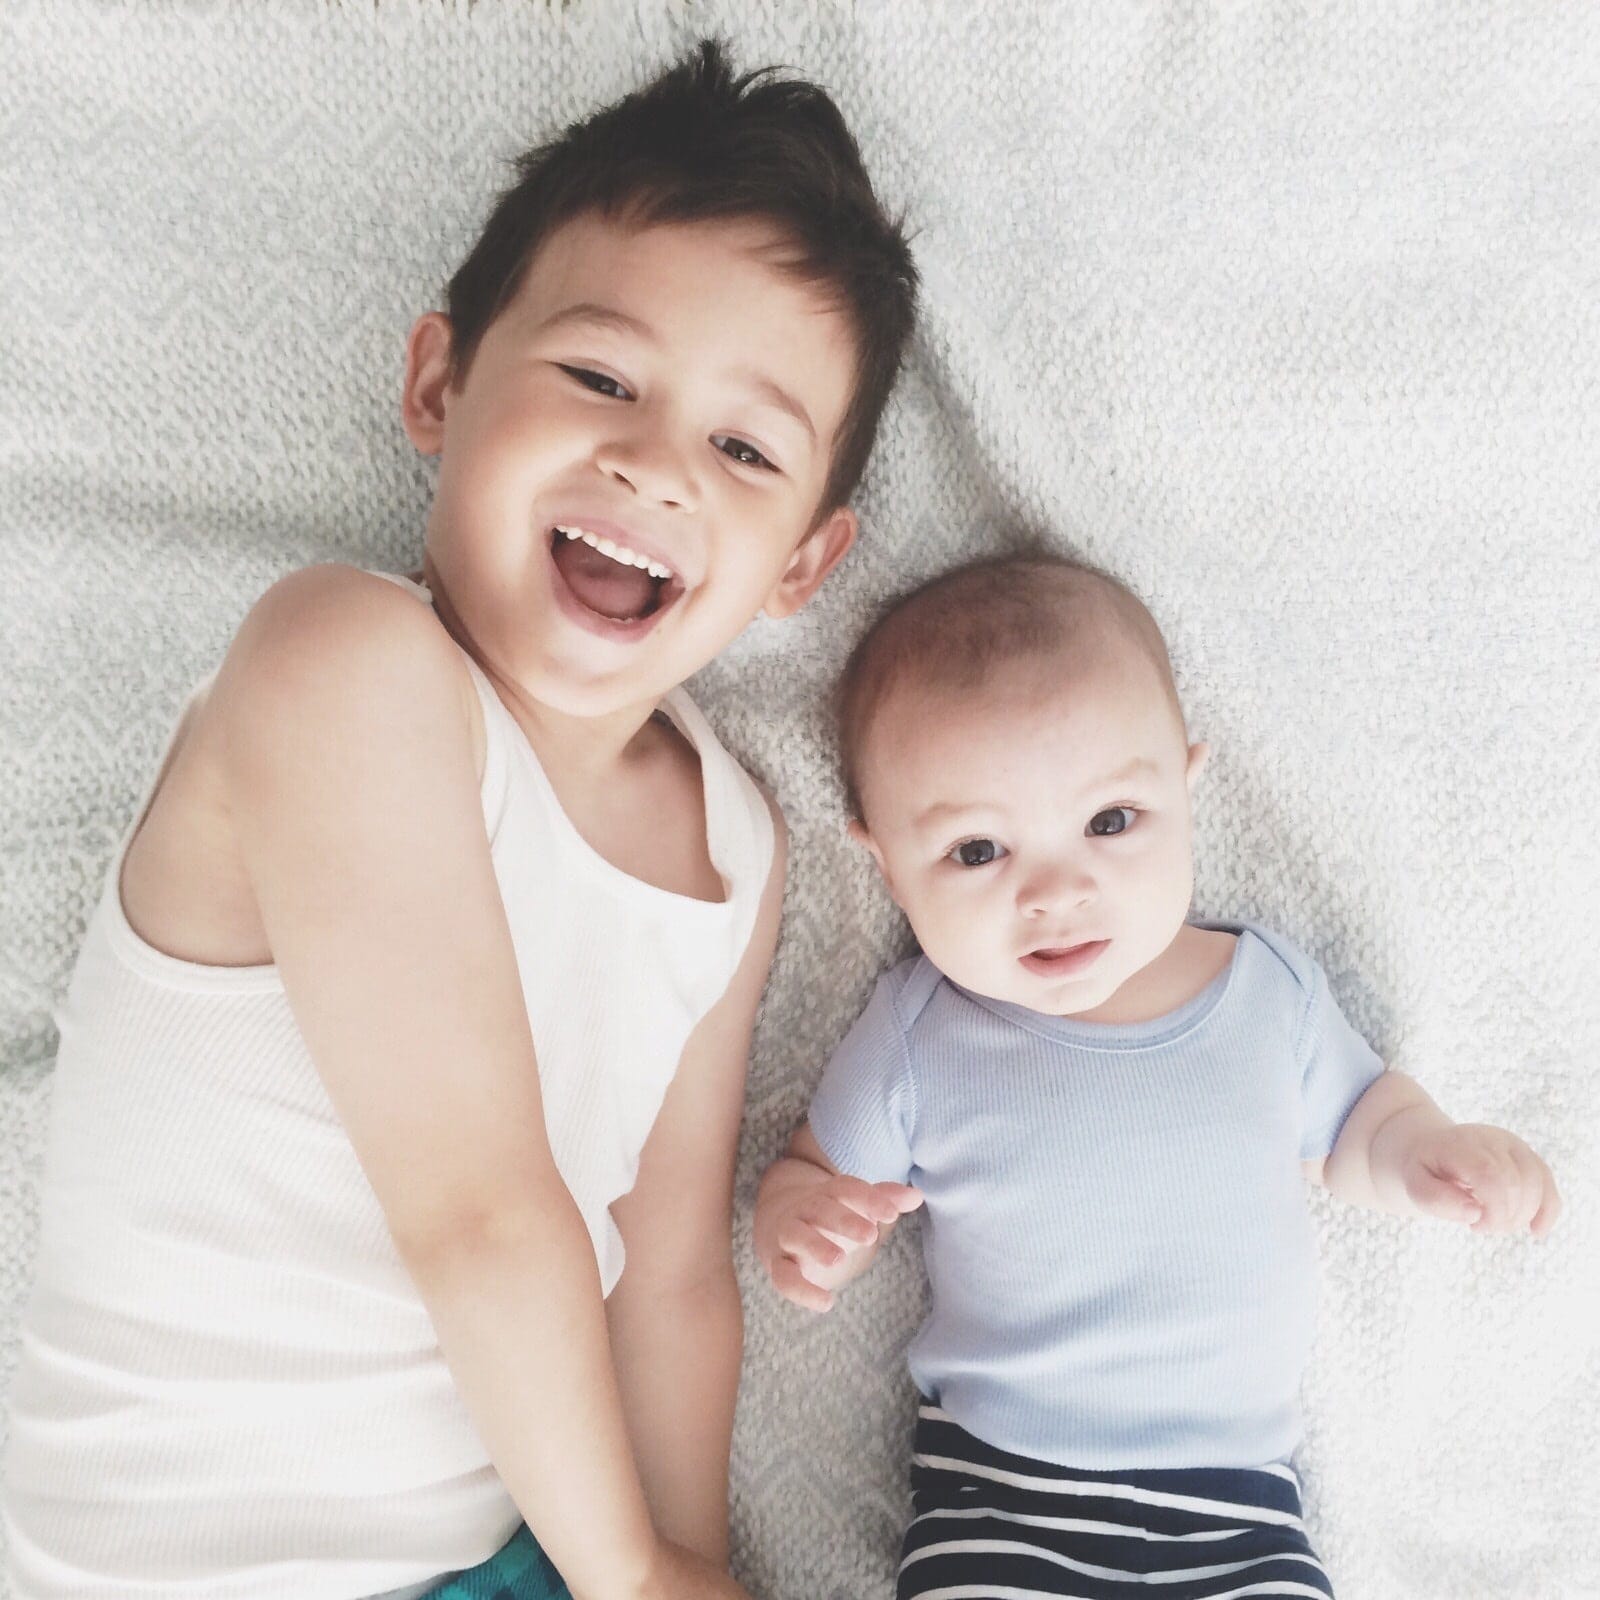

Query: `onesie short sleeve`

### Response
(807, 970, 917, 1186)
(1296, 956, 1386, 1160)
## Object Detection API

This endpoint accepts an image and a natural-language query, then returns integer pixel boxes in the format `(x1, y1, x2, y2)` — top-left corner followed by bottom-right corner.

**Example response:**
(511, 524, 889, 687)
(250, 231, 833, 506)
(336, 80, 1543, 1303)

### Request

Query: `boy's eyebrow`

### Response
(536, 301, 818, 443)
(536, 301, 654, 342)
(730, 367, 817, 444)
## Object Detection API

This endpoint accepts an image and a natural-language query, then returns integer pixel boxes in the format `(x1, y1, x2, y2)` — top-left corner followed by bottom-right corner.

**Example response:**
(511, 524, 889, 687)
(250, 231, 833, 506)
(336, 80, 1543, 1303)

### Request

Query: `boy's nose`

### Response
(1016, 860, 1095, 919)
(595, 431, 698, 512)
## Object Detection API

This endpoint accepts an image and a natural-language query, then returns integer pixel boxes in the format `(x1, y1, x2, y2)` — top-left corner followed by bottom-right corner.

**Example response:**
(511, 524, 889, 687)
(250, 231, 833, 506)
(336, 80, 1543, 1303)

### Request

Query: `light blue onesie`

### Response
(807, 922, 1385, 1472)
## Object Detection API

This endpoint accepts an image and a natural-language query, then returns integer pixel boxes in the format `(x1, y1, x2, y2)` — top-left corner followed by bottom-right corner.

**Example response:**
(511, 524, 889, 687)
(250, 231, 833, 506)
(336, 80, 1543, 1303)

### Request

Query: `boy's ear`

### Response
(401, 312, 457, 456)
(845, 817, 901, 905)
(1185, 740, 1211, 791)
(762, 506, 857, 620)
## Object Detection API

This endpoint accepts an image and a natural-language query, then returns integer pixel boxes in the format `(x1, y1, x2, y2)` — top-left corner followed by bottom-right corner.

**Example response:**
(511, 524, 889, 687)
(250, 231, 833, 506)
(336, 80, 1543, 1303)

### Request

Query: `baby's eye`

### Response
(949, 838, 1006, 868)
(1087, 807, 1136, 837)
(713, 435, 777, 472)
(558, 364, 632, 400)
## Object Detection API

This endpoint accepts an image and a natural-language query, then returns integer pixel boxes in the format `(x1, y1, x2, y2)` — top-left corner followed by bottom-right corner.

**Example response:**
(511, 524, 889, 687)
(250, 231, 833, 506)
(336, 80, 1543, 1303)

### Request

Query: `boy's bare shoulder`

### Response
(205, 564, 476, 761)
(120, 565, 481, 968)
(222, 563, 458, 685)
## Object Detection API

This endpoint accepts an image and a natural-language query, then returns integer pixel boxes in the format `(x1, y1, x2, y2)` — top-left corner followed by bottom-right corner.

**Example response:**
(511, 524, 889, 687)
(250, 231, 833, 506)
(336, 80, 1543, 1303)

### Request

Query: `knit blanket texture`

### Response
(2, 3, 1597, 1597)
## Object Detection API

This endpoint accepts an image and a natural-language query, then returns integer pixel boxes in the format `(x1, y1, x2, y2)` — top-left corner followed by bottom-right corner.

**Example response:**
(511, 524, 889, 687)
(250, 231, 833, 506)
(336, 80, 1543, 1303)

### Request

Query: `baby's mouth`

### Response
(1019, 939, 1109, 977)
(548, 525, 683, 623)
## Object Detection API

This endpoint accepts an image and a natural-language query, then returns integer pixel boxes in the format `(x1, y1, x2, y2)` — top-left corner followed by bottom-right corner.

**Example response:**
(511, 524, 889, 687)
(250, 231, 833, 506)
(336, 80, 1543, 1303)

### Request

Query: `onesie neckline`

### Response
(951, 922, 1255, 1054)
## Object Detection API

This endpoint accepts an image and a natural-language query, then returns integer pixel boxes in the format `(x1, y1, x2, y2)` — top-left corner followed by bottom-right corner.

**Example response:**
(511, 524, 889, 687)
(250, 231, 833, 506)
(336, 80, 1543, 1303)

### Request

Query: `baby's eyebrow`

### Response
(910, 758, 1159, 831)
(911, 799, 996, 830)
(1103, 756, 1158, 783)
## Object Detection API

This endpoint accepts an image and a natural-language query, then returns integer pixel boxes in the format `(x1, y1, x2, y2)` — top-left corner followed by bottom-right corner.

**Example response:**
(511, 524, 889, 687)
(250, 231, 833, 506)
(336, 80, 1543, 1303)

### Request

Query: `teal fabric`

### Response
(422, 1525, 571, 1600)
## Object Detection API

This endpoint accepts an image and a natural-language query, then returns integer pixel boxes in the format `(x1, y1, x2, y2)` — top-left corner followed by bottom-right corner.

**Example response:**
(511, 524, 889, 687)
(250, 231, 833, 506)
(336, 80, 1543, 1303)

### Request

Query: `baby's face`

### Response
(853, 652, 1205, 1018)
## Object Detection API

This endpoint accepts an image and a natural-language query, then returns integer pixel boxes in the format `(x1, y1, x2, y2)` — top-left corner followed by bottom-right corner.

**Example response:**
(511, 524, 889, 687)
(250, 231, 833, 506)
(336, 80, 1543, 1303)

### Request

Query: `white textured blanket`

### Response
(2, 3, 1597, 1596)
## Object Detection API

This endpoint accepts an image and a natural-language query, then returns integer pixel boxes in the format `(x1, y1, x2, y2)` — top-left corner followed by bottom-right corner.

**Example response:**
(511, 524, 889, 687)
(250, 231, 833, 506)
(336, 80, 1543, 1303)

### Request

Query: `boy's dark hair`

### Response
(835, 553, 1183, 821)
(446, 39, 919, 516)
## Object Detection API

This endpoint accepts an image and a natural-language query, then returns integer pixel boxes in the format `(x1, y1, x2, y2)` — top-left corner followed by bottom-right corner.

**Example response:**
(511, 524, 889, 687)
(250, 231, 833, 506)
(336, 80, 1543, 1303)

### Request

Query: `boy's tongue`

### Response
(552, 535, 656, 621)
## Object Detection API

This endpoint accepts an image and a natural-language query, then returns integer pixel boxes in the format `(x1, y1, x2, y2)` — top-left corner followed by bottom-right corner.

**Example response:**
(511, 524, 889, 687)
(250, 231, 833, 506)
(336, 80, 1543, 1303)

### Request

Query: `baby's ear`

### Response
(762, 506, 857, 619)
(1185, 740, 1211, 791)
(846, 818, 899, 902)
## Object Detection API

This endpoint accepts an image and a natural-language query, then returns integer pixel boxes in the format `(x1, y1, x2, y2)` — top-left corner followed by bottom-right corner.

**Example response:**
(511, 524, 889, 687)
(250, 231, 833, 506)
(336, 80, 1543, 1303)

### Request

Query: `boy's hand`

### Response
(1399, 1123, 1561, 1237)
(633, 1538, 752, 1600)
(761, 1174, 923, 1313)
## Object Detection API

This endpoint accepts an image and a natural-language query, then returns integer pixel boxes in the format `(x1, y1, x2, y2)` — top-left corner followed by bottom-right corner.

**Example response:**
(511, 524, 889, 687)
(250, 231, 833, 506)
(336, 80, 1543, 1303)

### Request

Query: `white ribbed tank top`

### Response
(1, 573, 775, 1600)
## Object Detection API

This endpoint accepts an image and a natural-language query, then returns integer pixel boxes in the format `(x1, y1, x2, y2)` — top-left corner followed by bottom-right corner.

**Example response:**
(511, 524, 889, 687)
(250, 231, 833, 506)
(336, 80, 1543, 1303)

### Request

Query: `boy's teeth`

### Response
(555, 525, 673, 580)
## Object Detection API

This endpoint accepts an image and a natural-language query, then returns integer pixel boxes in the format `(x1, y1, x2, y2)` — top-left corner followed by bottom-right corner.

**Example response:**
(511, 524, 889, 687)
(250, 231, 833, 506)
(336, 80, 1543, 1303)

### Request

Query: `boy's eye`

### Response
(1087, 807, 1136, 837)
(720, 435, 780, 470)
(949, 838, 1005, 868)
(558, 364, 632, 400)
(713, 434, 777, 471)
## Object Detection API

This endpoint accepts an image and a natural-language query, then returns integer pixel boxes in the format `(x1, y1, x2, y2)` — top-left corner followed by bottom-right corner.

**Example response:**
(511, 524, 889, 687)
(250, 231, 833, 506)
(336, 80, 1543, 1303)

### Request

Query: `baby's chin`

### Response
(939, 955, 1129, 1018)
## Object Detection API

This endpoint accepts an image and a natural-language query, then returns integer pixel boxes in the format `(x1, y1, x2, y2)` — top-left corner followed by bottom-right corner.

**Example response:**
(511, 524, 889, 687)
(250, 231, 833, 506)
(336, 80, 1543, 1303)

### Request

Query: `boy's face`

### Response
(852, 651, 1206, 1018)
(404, 213, 859, 716)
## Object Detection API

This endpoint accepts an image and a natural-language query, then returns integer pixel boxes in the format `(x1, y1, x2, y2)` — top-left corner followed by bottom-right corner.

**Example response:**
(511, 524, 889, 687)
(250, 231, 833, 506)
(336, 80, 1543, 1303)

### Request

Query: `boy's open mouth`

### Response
(548, 524, 685, 627)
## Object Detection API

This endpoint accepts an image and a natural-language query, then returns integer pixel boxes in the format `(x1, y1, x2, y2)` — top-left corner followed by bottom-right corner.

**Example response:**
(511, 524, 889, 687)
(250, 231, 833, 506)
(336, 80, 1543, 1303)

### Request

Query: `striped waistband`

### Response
(900, 1400, 1334, 1600)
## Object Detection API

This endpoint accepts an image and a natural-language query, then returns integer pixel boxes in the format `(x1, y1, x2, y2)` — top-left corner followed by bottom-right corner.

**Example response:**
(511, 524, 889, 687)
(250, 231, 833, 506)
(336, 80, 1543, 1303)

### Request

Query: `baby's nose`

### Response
(1016, 860, 1095, 917)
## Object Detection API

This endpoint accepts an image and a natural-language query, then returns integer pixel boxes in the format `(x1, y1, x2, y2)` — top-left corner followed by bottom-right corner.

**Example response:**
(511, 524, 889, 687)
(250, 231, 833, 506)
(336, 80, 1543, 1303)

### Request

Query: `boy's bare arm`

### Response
(215, 566, 740, 1600)
(1315, 1068, 1560, 1236)
(754, 1119, 921, 1312)
(604, 793, 787, 1566)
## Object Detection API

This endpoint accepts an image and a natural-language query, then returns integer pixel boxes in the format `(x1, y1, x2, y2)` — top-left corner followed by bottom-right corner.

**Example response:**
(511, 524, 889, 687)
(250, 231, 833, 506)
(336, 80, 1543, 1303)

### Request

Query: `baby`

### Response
(754, 553, 1560, 1599)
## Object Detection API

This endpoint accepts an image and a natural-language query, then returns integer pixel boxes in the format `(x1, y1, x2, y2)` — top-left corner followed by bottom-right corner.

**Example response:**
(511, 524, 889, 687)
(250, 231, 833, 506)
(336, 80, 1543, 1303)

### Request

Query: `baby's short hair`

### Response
(835, 552, 1181, 820)
(445, 38, 918, 515)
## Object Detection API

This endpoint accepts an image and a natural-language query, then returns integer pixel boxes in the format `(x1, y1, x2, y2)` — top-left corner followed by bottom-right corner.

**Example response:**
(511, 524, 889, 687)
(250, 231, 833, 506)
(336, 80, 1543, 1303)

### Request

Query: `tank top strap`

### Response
(364, 570, 434, 601)
(362, 569, 517, 832)
(658, 687, 777, 943)
(367, 570, 774, 936)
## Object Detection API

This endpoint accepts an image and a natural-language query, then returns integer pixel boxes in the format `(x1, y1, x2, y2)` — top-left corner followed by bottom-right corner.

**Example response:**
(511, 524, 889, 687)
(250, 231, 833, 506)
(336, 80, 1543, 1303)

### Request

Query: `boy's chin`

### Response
(517, 650, 671, 721)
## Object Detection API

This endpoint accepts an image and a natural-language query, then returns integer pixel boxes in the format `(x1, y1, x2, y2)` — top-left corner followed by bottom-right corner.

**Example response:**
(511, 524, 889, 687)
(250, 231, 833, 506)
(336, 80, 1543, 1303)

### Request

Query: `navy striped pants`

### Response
(899, 1401, 1335, 1599)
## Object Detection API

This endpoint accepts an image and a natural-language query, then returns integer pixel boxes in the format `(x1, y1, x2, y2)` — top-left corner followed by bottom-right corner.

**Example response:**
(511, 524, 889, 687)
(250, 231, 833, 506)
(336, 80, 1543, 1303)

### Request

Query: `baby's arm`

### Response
(216, 568, 741, 1600)
(753, 1121, 922, 1312)
(1314, 1069, 1561, 1236)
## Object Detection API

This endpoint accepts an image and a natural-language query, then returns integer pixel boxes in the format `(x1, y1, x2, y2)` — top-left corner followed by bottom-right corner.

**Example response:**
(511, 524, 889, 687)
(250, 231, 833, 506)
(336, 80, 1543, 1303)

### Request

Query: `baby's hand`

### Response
(1401, 1123, 1561, 1237)
(762, 1175, 923, 1313)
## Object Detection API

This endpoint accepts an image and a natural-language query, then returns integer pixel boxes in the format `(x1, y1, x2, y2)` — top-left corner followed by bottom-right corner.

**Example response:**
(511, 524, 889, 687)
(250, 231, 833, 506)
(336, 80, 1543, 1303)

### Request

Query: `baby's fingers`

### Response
(801, 1194, 881, 1248)
(1519, 1148, 1562, 1239)
(874, 1181, 925, 1217)
(1405, 1166, 1483, 1227)
(1493, 1143, 1543, 1234)
(1458, 1143, 1530, 1234)
(1531, 1183, 1563, 1238)
(773, 1215, 849, 1269)
(770, 1253, 834, 1314)
(828, 1175, 918, 1228)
